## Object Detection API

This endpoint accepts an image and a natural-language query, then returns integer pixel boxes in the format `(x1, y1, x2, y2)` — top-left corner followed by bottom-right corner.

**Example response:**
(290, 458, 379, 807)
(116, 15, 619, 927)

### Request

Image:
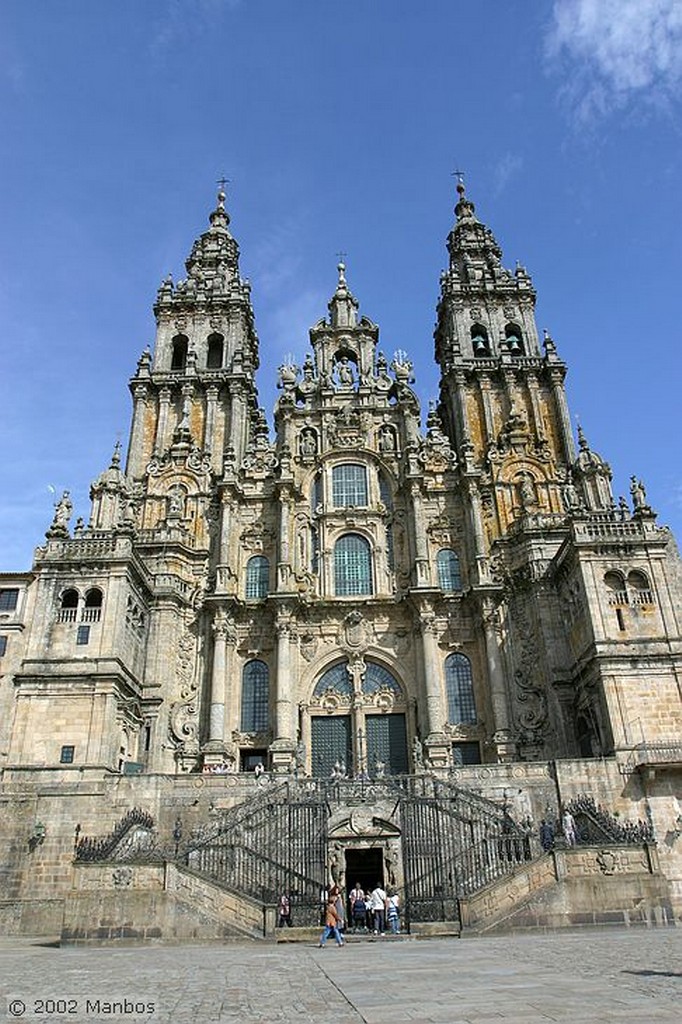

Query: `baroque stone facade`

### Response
(1, 181, 681, 931)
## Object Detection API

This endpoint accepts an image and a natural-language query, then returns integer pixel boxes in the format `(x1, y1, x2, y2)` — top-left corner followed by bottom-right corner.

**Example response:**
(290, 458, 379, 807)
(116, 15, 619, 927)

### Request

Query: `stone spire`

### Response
(573, 425, 614, 511)
(328, 259, 359, 329)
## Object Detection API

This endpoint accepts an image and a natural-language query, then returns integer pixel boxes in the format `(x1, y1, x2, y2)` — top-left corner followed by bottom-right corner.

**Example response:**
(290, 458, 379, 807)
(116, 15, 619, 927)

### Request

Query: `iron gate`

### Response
(398, 776, 537, 925)
(185, 781, 328, 926)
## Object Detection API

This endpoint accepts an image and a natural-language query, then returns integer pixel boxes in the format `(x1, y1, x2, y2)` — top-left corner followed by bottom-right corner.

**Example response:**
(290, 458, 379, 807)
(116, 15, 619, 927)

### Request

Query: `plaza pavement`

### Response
(0, 928, 680, 1024)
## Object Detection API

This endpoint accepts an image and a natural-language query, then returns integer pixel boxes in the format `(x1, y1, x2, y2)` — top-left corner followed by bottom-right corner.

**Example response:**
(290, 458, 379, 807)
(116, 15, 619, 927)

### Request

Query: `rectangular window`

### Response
(0, 588, 19, 611)
(452, 741, 481, 766)
(60, 745, 75, 764)
(0, 636, 7, 657)
(76, 625, 90, 645)
(332, 464, 368, 507)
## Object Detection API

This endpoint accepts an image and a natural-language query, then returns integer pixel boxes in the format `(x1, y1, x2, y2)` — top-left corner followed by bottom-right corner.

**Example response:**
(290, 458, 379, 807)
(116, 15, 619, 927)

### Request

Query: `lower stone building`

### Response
(1, 181, 680, 939)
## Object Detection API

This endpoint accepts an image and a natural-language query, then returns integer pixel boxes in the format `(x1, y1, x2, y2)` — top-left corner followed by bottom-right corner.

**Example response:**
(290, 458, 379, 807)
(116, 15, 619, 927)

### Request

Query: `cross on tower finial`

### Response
(217, 176, 229, 192)
(452, 168, 466, 194)
(336, 250, 347, 265)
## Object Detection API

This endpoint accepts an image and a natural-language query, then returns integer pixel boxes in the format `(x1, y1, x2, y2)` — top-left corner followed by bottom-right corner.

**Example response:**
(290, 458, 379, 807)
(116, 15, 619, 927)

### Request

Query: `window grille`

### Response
(445, 653, 477, 724)
(332, 464, 368, 507)
(0, 589, 19, 611)
(313, 662, 352, 698)
(245, 556, 269, 599)
(241, 660, 269, 732)
(437, 549, 462, 591)
(452, 741, 481, 766)
(366, 713, 408, 775)
(334, 534, 373, 596)
(363, 662, 401, 696)
(311, 715, 352, 778)
(76, 625, 90, 646)
(60, 745, 75, 764)
(0, 636, 7, 657)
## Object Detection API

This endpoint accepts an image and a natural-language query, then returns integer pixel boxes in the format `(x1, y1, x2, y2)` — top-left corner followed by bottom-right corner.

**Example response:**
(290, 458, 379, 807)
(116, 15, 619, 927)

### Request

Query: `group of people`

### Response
(319, 882, 401, 947)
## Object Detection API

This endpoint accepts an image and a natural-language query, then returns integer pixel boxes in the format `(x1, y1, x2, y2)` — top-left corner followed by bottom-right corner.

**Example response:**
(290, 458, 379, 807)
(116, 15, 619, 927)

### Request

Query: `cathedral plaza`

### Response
(0, 180, 681, 947)
(1, 929, 680, 1023)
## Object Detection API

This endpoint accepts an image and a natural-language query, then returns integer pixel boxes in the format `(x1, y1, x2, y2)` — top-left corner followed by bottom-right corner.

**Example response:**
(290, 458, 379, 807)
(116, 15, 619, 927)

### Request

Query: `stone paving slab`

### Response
(0, 929, 680, 1024)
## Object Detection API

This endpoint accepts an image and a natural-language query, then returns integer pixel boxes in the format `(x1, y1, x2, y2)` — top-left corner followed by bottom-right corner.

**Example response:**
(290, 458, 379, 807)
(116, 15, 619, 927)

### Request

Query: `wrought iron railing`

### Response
(183, 780, 328, 927)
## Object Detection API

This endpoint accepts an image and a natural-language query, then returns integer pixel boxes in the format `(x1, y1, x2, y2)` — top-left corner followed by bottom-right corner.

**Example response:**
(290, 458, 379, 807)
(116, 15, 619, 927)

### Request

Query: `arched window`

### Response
(83, 588, 103, 622)
(240, 660, 269, 732)
(627, 570, 653, 606)
(170, 334, 188, 371)
(604, 571, 627, 606)
(58, 588, 79, 624)
(313, 662, 352, 698)
(245, 555, 269, 599)
(445, 653, 477, 725)
(206, 333, 224, 369)
(332, 464, 368, 507)
(470, 324, 490, 357)
(334, 534, 373, 596)
(505, 323, 524, 355)
(437, 549, 462, 592)
(363, 662, 402, 696)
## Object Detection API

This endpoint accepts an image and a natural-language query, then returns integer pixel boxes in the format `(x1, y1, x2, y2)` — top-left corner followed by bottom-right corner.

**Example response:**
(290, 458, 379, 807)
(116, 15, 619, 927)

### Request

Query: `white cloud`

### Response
(150, 0, 242, 59)
(492, 153, 523, 197)
(547, 0, 682, 120)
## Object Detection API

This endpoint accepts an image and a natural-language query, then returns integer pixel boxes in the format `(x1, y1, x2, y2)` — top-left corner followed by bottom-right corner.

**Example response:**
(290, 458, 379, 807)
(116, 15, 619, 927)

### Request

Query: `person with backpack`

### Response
(369, 882, 387, 935)
(386, 890, 400, 933)
(349, 882, 367, 932)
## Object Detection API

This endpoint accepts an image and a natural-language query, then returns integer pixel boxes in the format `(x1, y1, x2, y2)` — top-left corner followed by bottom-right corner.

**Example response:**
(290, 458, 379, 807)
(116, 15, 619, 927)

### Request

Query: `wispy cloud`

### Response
(150, 0, 242, 60)
(492, 153, 523, 197)
(547, 0, 682, 121)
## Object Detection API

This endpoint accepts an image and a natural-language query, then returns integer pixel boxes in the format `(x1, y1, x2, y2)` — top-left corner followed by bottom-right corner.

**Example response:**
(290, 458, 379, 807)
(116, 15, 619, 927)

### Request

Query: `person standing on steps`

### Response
(318, 896, 344, 947)
(369, 882, 387, 935)
(386, 891, 400, 934)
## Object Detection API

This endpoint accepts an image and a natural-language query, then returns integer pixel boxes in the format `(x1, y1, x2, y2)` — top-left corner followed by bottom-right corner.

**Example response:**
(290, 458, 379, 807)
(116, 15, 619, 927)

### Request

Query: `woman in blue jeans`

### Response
(318, 897, 344, 947)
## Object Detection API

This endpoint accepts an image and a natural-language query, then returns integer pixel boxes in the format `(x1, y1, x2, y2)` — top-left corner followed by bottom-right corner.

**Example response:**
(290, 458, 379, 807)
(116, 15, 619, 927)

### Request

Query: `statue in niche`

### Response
(168, 485, 185, 517)
(412, 736, 424, 769)
(379, 426, 396, 452)
(517, 473, 537, 510)
(299, 429, 317, 458)
(335, 355, 355, 387)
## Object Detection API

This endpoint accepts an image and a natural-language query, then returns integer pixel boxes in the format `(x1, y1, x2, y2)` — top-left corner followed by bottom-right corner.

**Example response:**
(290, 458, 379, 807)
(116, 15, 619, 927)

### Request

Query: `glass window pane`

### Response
(241, 660, 269, 732)
(437, 549, 461, 591)
(332, 464, 368, 507)
(334, 534, 373, 596)
(311, 715, 352, 778)
(0, 589, 19, 611)
(445, 654, 477, 724)
(314, 662, 352, 698)
(246, 556, 269, 599)
(366, 714, 408, 775)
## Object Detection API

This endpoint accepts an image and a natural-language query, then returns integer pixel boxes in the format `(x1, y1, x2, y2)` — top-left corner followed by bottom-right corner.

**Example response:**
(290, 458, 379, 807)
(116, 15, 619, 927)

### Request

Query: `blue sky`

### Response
(1, 0, 681, 569)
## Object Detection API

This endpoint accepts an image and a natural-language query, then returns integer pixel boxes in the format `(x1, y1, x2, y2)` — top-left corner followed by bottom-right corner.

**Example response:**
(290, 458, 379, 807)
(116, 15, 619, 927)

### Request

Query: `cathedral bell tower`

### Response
(435, 179, 579, 572)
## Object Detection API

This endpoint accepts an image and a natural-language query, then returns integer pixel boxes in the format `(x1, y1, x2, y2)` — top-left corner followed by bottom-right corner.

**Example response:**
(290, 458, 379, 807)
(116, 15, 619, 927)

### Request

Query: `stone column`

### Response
(410, 482, 430, 586)
(154, 387, 172, 453)
(549, 370, 576, 463)
(465, 478, 489, 584)
(271, 617, 296, 771)
(419, 611, 450, 767)
(126, 383, 149, 477)
(478, 376, 495, 446)
(526, 373, 543, 440)
(277, 487, 292, 590)
(204, 385, 220, 472)
(481, 598, 516, 762)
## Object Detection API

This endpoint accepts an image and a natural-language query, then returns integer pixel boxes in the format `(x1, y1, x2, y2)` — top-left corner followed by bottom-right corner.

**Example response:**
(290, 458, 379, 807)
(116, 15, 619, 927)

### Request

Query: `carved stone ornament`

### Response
(169, 630, 200, 755)
(337, 610, 375, 655)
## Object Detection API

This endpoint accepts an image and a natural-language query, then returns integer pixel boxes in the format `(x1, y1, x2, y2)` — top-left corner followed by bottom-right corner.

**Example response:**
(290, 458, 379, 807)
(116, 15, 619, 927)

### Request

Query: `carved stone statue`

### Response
(412, 736, 424, 769)
(630, 476, 647, 511)
(47, 490, 73, 538)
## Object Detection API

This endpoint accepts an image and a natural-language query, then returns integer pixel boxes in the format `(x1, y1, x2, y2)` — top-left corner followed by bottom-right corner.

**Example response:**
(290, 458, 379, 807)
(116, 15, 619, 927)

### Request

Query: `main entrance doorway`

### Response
(344, 847, 384, 895)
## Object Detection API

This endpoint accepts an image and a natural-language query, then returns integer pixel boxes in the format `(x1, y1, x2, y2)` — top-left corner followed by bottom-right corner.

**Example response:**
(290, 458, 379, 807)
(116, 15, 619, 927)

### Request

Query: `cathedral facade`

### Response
(1, 182, 681, 935)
